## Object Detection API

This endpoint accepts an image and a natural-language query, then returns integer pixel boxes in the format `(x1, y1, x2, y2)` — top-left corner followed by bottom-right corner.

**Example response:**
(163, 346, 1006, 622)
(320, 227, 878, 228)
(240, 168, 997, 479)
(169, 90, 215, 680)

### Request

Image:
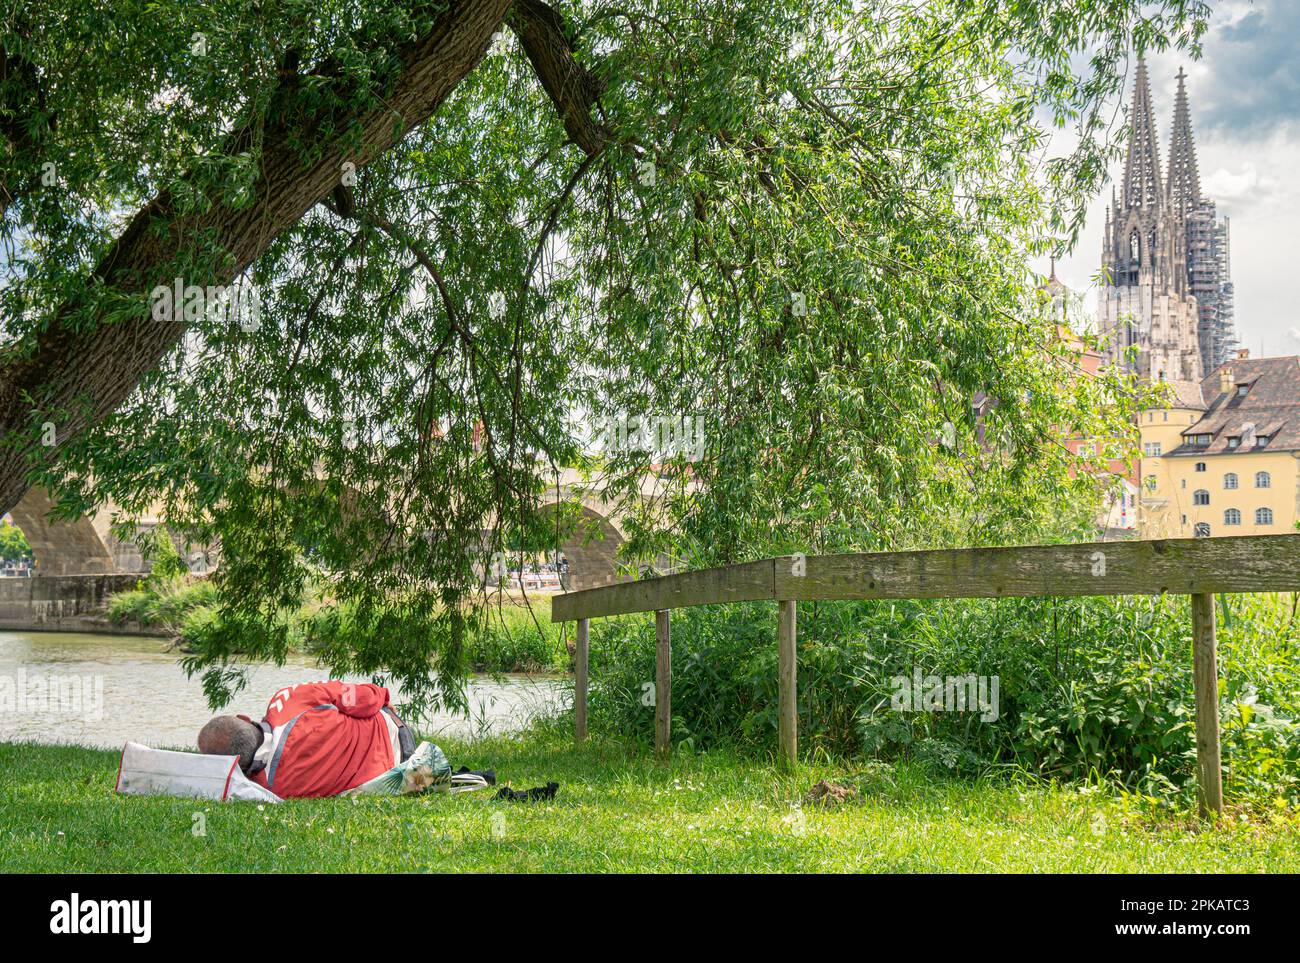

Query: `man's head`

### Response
(197, 715, 261, 772)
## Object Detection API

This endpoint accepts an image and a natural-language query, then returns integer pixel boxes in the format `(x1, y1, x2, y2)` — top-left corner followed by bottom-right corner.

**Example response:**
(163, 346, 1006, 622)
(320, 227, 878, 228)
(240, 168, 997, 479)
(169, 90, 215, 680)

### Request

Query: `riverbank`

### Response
(106, 577, 570, 674)
(4, 732, 1299, 873)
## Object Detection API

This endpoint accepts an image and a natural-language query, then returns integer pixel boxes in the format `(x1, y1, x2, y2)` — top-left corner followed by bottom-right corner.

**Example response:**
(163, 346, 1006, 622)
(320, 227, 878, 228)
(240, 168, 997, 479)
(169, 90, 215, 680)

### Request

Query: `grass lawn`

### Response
(3, 732, 1298, 873)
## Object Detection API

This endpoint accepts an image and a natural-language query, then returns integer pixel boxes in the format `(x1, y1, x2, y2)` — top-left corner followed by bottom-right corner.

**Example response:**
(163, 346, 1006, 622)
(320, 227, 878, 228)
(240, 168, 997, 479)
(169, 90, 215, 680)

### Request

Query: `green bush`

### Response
(300, 597, 566, 675)
(107, 578, 218, 627)
(586, 593, 1300, 810)
(106, 587, 152, 625)
(465, 602, 567, 673)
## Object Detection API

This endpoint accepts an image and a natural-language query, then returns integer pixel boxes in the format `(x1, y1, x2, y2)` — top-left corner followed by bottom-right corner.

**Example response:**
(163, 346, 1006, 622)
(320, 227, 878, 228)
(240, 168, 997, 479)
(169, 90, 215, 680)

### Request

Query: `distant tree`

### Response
(0, 520, 30, 563)
(141, 526, 190, 581)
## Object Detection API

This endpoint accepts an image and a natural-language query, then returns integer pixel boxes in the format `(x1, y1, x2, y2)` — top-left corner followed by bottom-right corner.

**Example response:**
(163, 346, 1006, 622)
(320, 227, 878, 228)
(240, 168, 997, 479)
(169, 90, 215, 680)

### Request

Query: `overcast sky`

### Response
(1039, 0, 1300, 359)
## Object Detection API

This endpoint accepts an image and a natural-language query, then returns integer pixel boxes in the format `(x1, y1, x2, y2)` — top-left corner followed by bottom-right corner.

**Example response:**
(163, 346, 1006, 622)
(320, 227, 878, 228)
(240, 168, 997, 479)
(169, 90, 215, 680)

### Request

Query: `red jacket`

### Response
(250, 681, 399, 798)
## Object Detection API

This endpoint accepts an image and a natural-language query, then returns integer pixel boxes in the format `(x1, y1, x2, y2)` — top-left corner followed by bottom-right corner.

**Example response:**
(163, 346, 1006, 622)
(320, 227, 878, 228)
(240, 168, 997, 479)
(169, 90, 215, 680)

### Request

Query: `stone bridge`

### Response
(6, 487, 176, 576)
(6, 472, 663, 591)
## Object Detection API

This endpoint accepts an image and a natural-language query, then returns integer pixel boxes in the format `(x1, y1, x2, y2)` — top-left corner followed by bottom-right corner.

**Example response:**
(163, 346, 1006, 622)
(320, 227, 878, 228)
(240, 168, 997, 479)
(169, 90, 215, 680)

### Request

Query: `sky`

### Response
(1038, 0, 1300, 359)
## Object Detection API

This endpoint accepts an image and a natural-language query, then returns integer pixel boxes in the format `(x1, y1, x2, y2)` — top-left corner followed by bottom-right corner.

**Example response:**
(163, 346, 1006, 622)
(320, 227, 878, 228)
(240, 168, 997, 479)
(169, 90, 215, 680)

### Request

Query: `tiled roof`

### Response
(1165, 379, 1207, 411)
(1166, 356, 1300, 456)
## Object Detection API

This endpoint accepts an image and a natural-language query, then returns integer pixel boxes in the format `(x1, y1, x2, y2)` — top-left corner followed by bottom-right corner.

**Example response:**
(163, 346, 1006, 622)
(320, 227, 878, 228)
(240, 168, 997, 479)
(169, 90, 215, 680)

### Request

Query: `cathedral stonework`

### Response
(1099, 61, 1235, 390)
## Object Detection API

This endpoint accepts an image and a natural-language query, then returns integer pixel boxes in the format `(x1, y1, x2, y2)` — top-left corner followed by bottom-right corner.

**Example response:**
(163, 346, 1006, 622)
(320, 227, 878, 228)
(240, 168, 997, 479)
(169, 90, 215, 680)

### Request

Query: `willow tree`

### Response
(1, 1, 1206, 711)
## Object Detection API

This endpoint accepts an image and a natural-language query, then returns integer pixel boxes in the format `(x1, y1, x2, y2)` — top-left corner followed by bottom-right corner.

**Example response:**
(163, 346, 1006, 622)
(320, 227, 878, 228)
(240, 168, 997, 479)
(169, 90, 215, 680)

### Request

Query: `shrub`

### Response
(107, 578, 217, 628)
(465, 601, 566, 673)
(586, 592, 1300, 810)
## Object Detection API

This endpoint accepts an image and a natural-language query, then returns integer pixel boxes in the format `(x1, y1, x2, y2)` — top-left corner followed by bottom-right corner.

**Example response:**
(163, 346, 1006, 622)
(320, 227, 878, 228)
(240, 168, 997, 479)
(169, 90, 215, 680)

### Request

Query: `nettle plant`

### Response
(1, 1, 1204, 714)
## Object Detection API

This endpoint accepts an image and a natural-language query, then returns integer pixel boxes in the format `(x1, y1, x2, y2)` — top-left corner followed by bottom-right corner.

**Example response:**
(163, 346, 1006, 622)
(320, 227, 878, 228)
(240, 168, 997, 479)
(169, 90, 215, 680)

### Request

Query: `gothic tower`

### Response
(1099, 60, 1203, 388)
(1168, 67, 1237, 372)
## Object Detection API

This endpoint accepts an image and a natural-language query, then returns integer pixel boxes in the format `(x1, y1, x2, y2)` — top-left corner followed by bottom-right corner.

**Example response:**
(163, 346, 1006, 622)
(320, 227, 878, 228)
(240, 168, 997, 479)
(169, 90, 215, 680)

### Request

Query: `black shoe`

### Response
(494, 782, 559, 802)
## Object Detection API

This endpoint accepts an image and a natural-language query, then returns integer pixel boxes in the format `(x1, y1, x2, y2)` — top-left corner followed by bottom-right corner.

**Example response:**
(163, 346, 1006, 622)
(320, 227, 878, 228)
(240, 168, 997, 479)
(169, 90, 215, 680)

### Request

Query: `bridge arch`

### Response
(7, 487, 117, 575)
(523, 474, 647, 592)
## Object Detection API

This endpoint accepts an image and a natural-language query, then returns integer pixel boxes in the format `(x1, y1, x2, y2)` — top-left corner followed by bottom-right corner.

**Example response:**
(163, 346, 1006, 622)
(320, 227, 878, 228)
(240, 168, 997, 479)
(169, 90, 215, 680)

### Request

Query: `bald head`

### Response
(198, 715, 261, 772)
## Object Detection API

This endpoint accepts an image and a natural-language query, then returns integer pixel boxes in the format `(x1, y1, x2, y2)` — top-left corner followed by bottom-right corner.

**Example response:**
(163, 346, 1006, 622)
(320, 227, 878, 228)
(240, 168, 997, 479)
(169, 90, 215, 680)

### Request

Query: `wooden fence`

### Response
(551, 533, 1300, 818)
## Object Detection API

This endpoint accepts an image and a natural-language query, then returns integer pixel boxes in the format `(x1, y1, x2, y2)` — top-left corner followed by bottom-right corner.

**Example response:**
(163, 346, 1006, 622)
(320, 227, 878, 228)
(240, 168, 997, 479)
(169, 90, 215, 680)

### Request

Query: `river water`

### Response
(0, 631, 566, 750)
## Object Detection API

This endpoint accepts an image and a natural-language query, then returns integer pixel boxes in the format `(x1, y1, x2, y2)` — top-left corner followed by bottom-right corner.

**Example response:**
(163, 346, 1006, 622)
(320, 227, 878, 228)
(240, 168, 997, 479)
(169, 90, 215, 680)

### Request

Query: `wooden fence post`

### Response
(1191, 592, 1224, 819)
(574, 618, 589, 744)
(778, 599, 797, 770)
(656, 609, 671, 760)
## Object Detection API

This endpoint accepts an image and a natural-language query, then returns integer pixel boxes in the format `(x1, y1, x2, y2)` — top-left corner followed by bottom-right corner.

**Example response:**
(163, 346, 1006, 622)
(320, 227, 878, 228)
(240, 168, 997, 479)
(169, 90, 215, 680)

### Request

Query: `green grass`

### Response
(3, 733, 1299, 872)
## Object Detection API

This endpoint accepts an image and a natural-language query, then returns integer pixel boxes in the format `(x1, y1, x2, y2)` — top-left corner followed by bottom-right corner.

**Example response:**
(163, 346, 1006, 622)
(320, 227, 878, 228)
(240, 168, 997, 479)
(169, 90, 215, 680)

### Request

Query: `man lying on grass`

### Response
(198, 681, 415, 798)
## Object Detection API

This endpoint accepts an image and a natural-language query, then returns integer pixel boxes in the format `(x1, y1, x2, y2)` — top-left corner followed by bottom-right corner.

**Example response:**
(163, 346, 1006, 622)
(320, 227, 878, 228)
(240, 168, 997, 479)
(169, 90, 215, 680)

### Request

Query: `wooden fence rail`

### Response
(551, 533, 1300, 818)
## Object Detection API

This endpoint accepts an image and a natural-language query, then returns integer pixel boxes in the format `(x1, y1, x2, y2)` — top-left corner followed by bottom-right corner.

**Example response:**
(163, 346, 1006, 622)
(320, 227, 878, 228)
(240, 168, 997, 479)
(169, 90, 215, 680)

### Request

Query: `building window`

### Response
(1181, 479, 1187, 489)
(1227, 436, 1240, 449)
(1224, 509, 1241, 526)
(1195, 462, 1206, 472)
(1237, 384, 1249, 397)
(1256, 435, 1269, 448)
(1144, 442, 1161, 457)
(1077, 443, 1095, 458)
(1193, 490, 1210, 506)
(1224, 473, 1238, 490)
(1163, 411, 1168, 421)
(1256, 508, 1274, 526)
(1194, 522, 1211, 538)
(1256, 471, 1271, 489)
(1130, 232, 1140, 264)
(1145, 475, 1157, 491)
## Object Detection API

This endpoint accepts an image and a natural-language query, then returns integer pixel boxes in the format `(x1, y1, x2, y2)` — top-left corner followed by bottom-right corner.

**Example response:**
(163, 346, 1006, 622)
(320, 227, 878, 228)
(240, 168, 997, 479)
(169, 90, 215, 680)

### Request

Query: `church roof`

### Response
(1166, 357, 1300, 455)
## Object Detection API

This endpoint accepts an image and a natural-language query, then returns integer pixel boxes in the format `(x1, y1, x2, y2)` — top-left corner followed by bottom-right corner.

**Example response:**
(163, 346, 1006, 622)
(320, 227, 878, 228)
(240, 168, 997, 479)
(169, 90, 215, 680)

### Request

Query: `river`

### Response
(0, 631, 567, 750)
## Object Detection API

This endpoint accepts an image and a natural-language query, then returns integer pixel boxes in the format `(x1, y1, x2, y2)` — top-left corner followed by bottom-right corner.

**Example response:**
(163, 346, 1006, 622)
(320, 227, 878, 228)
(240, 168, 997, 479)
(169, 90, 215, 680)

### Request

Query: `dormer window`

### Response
(1189, 434, 1212, 446)
(1227, 436, 1240, 449)
(1236, 384, 1249, 397)
(1256, 435, 1269, 448)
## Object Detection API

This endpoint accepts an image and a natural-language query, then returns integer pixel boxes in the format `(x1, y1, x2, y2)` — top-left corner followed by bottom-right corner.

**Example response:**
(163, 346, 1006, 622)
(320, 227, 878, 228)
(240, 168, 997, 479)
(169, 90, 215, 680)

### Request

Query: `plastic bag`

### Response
(115, 741, 283, 803)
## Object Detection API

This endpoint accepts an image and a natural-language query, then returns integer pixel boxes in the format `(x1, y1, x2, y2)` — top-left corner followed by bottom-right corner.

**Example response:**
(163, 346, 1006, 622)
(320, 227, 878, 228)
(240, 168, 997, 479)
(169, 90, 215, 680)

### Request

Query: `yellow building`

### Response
(1139, 353, 1300, 538)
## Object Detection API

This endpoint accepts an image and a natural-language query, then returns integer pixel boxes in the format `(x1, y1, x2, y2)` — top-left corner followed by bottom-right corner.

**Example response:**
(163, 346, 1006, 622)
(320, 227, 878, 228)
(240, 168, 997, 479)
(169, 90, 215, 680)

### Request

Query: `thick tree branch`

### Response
(509, 0, 607, 156)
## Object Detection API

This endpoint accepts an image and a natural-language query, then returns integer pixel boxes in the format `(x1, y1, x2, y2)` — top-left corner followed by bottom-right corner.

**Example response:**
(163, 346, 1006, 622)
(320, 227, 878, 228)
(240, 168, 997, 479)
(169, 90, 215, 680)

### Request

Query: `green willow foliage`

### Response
(2, 1, 1207, 714)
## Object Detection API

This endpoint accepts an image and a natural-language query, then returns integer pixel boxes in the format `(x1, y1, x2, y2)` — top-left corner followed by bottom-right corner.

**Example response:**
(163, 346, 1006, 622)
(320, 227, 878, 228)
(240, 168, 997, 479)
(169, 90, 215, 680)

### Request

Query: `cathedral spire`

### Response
(1166, 66, 1201, 219)
(1121, 58, 1163, 210)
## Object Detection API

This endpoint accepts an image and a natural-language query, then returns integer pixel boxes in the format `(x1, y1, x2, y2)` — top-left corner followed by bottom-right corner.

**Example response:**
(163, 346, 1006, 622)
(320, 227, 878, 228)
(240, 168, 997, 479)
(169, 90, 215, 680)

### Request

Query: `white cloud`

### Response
(1205, 164, 1256, 199)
